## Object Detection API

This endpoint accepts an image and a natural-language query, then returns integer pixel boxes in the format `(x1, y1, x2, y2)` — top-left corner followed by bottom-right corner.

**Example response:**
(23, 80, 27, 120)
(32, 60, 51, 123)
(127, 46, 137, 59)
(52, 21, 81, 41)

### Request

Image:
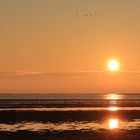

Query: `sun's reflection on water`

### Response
(0, 118, 140, 132)
(109, 119, 119, 129)
(108, 107, 120, 111)
(106, 94, 122, 100)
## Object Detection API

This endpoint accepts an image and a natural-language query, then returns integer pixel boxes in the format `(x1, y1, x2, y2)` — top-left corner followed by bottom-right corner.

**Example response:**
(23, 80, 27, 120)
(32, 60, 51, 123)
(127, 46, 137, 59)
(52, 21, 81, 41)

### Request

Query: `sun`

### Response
(107, 59, 120, 71)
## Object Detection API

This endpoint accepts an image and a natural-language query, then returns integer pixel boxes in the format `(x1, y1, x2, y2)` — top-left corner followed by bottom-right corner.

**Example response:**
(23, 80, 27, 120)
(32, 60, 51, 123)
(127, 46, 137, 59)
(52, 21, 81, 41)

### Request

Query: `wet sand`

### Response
(0, 110, 139, 140)
(0, 129, 140, 140)
(0, 110, 140, 122)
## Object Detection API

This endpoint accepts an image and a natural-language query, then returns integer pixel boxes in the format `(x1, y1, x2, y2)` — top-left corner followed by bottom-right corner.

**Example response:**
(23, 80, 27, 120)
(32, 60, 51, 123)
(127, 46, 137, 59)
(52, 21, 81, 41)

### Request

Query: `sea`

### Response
(0, 93, 140, 140)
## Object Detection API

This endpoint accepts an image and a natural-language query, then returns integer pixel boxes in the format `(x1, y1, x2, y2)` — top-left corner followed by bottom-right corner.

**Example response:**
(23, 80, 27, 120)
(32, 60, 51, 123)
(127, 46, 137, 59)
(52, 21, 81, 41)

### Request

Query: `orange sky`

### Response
(0, 0, 140, 93)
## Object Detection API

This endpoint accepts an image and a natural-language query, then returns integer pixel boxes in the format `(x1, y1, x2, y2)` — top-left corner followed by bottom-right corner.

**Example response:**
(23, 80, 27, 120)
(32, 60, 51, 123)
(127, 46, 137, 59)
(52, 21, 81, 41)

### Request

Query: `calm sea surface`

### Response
(0, 93, 140, 100)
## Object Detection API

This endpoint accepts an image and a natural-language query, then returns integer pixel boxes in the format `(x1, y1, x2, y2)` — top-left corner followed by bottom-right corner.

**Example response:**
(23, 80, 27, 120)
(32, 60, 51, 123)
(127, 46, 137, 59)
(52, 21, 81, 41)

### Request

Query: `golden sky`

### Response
(0, 0, 140, 93)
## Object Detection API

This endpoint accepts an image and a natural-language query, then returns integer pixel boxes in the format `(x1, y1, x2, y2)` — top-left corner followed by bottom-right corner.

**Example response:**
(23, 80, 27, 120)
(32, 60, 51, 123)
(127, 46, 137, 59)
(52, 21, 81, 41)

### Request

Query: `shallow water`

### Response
(0, 119, 140, 132)
(0, 107, 140, 111)
(0, 107, 140, 132)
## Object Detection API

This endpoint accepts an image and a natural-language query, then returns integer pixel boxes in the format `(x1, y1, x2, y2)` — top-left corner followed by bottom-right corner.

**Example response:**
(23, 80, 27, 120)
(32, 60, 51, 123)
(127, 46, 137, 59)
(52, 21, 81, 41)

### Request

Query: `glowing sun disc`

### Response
(108, 59, 120, 71)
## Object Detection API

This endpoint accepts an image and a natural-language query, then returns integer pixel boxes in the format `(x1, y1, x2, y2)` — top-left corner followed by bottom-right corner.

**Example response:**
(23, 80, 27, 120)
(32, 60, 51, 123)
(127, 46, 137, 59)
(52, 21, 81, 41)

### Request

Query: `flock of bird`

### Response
(76, 12, 103, 17)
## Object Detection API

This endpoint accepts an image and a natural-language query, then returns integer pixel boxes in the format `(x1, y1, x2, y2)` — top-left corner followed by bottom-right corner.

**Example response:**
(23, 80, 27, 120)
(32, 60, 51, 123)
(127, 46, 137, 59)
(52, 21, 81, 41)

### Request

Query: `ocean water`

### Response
(0, 93, 140, 100)
(0, 93, 140, 140)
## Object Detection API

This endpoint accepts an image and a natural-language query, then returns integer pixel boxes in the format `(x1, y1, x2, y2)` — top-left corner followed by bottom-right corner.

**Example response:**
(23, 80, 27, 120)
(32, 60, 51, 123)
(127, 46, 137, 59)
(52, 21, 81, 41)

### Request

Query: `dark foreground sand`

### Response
(0, 129, 140, 140)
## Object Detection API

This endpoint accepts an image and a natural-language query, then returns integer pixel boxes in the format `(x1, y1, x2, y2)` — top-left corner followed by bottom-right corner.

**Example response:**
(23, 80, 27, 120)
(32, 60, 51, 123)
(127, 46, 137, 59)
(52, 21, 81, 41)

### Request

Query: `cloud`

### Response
(119, 70, 140, 74)
(0, 71, 44, 76)
(0, 69, 140, 76)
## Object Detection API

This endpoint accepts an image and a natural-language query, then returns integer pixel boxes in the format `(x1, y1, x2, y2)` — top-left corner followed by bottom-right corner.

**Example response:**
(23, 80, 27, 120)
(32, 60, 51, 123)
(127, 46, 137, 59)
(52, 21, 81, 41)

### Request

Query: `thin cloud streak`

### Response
(119, 70, 140, 74)
(0, 69, 140, 76)
(0, 70, 110, 76)
(0, 71, 44, 76)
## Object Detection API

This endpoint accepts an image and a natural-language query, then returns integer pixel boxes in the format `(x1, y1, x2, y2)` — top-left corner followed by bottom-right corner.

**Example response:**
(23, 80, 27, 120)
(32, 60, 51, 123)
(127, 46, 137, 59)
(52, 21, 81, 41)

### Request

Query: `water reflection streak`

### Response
(0, 119, 139, 132)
